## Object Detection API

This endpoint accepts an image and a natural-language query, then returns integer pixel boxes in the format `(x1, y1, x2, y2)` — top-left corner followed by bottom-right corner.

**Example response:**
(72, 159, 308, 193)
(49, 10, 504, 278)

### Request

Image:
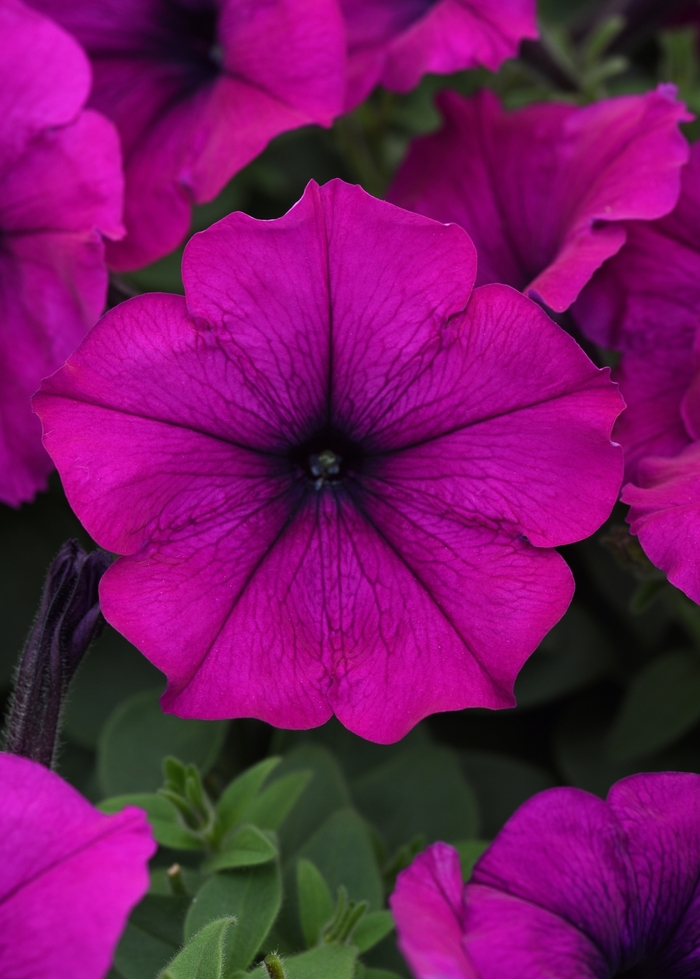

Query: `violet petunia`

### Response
(0, 752, 154, 978)
(34, 180, 624, 742)
(28, 0, 346, 271)
(0, 0, 123, 507)
(575, 143, 700, 603)
(341, 0, 537, 110)
(391, 772, 700, 979)
(389, 86, 690, 313)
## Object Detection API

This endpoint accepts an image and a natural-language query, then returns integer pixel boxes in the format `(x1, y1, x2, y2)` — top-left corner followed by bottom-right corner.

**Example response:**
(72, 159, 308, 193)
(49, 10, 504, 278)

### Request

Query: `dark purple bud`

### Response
(4, 540, 111, 768)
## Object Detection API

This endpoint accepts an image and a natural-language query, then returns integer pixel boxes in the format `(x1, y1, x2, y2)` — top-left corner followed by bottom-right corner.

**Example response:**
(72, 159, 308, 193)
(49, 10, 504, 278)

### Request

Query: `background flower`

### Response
(576, 143, 700, 603)
(35, 180, 623, 743)
(0, 0, 123, 507)
(389, 86, 690, 313)
(392, 772, 700, 979)
(28, 0, 346, 270)
(0, 752, 154, 979)
(341, 0, 538, 110)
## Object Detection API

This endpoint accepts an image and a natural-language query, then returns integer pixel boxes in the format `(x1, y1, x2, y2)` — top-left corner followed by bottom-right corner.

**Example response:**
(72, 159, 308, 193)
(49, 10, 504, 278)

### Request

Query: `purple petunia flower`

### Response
(389, 86, 690, 314)
(575, 143, 700, 604)
(391, 772, 700, 979)
(0, 0, 123, 507)
(340, 0, 538, 110)
(34, 181, 623, 742)
(28, 0, 346, 271)
(0, 752, 154, 978)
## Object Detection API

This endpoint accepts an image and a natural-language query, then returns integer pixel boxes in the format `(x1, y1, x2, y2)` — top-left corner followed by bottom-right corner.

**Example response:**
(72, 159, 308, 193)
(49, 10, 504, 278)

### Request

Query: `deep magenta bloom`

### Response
(341, 0, 537, 110)
(389, 87, 690, 313)
(29, 0, 345, 271)
(0, 752, 154, 978)
(392, 772, 700, 979)
(0, 0, 123, 507)
(35, 181, 623, 742)
(575, 144, 700, 603)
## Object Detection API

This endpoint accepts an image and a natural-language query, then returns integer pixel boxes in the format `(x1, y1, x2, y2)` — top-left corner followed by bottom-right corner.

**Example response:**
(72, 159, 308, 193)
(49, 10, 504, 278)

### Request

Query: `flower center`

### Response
(309, 450, 342, 489)
(289, 429, 364, 491)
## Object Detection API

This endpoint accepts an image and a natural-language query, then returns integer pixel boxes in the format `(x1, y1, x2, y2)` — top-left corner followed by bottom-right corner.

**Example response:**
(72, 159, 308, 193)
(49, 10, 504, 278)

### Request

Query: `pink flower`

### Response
(341, 0, 537, 110)
(391, 773, 700, 979)
(389, 86, 690, 313)
(0, 0, 123, 507)
(0, 752, 154, 979)
(575, 143, 700, 604)
(29, 0, 346, 271)
(34, 181, 623, 743)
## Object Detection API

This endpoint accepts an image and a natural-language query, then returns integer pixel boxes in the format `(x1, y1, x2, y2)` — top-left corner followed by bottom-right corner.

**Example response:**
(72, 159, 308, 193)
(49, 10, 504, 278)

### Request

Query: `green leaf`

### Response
(352, 911, 394, 953)
(296, 809, 383, 911)
(160, 917, 234, 979)
(249, 945, 358, 979)
(273, 746, 351, 857)
(364, 971, 404, 979)
(459, 751, 554, 838)
(352, 744, 478, 851)
(203, 825, 278, 873)
(185, 863, 282, 974)
(296, 859, 334, 948)
(113, 895, 189, 979)
(607, 650, 700, 761)
(63, 626, 163, 749)
(245, 770, 312, 833)
(215, 758, 282, 835)
(514, 601, 613, 709)
(97, 689, 228, 796)
(99, 793, 202, 850)
(453, 840, 490, 881)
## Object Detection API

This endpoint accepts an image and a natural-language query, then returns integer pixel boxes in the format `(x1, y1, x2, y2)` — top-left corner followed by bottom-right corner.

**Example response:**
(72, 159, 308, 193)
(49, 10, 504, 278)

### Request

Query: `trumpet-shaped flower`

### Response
(389, 87, 690, 313)
(391, 772, 700, 979)
(576, 143, 700, 603)
(341, 0, 537, 110)
(0, 0, 123, 507)
(0, 752, 154, 979)
(29, 0, 346, 270)
(35, 181, 623, 742)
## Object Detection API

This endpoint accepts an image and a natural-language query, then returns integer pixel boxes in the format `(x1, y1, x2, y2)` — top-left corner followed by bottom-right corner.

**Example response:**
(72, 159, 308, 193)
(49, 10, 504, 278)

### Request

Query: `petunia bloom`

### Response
(391, 772, 700, 979)
(35, 180, 623, 743)
(389, 86, 690, 314)
(340, 0, 538, 111)
(575, 143, 700, 604)
(0, 752, 154, 979)
(28, 0, 346, 271)
(0, 0, 123, 507)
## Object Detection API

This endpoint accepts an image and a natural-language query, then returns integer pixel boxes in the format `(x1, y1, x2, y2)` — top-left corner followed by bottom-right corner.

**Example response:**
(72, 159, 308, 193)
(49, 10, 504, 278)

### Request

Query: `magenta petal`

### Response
(623, 443, 700, 604)
(0, 0, 123, 506)
(31, 0, 345, 270)
(343, 0, 537, 109)
(389, 86, 690, 312)
(35, 181, 624, 739)
(0, 753, 154, 979)
(0, 0, 90, 165)
(391, 843, 476, 979)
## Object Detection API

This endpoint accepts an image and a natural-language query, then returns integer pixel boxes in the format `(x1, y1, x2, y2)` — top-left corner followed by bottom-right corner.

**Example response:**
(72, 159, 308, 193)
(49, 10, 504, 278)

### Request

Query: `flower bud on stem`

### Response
(3, 540, 111, 768)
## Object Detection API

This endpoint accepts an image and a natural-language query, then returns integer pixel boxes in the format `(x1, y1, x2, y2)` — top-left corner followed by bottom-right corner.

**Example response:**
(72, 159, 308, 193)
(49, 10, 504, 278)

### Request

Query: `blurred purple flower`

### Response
(576, 143, 700, 603)
(0, 0, 123, 507)
(392, 772, 700, 979)
(35, 181, 623, 742)
(341, 0, 537, 110)
(389, 86, 690, 313)
(0, 752, 154, 979)
(29, 0, 346, 271)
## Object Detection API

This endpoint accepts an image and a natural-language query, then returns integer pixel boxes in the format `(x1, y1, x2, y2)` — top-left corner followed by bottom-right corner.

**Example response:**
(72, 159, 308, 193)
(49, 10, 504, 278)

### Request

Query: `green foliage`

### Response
(97, 689, 227, 796)
(453, 840, 490, 881)
(159, 918, 234, 979)
(296, 859, 334, 948)
(113, 895, 189, 979)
